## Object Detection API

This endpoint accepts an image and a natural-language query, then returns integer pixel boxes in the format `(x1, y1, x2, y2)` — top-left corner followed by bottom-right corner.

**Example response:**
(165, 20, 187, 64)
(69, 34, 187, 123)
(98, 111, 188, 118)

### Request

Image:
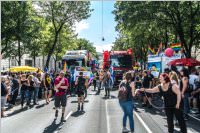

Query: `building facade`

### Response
(1, 54, 60, 72)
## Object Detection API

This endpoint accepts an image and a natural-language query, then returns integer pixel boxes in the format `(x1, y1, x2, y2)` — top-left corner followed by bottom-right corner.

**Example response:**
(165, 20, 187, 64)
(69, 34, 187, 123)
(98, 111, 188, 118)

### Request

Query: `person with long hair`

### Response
(141, 70, 153, 108)
(118, 72, 136, 133)
(137, 73, 187, 133)
(27, 75, 36, 106)
(20, 74, 29, 108)
(180, 68, 190, 120)
(43, 73, 52, 104)
(169, 71, 179, 84)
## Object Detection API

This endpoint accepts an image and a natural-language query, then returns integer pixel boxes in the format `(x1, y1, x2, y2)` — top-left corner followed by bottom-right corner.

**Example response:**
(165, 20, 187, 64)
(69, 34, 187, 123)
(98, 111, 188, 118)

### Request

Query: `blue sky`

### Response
(75, 1, 117, 52)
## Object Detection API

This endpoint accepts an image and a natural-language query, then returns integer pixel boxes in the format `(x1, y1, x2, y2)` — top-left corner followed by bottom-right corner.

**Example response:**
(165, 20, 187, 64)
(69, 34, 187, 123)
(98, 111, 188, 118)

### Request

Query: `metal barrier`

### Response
(134, 112, 153, 133)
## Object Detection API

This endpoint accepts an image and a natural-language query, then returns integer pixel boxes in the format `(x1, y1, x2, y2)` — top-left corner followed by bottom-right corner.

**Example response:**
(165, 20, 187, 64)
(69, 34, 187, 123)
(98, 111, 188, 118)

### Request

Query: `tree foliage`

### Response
(1, 1, 94, 70)
(37, 1, 92, 69)
(113, 1, 200, 62)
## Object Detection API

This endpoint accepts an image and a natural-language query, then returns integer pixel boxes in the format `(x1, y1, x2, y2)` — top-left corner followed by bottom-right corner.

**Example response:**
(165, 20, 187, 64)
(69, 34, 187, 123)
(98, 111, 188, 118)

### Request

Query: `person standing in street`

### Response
(33, 73, 41, 105)
(180, 68, 190, 120)
(75, 72, 88, 111)
(137, 73, 187, 133)
(54, 70, 69, 122)
(20, 74, 29, 109)
(141, 70, 153, 108)
(92, 71, 97, 91)
(103, 69, 112, 98)
(27, 75, 36, 106)
(118, 72, 136, 133)
(97, 69, 103, 95)
(44, 73, 52, 104)
(9, 74, 19, 108)
(1, 78, 8, 117)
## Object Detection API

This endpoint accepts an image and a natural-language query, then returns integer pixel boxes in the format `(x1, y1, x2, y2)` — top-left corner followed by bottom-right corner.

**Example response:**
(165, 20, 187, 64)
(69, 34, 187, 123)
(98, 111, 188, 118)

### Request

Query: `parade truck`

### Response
(103, 49, 134, 86)
(62, 50, 95, 81)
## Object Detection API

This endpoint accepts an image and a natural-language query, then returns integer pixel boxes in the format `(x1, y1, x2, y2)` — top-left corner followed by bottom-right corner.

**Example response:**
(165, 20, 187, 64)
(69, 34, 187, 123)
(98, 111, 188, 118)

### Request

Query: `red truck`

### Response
(103, 48, 134, 86)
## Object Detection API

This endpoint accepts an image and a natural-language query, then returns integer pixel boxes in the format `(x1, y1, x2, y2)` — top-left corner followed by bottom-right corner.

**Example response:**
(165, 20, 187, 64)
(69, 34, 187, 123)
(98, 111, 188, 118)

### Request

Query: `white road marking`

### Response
(65, 111, 73, 120)
(105, 100, 111, 133)
(53, 110, 73, 133)
(188, 113, 200, 122)
(134, 112, 153, 133)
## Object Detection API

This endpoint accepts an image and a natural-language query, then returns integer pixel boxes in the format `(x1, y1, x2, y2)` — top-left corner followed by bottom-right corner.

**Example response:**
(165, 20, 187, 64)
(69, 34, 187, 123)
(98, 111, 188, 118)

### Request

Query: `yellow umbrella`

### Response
(9, 66, 43, 73)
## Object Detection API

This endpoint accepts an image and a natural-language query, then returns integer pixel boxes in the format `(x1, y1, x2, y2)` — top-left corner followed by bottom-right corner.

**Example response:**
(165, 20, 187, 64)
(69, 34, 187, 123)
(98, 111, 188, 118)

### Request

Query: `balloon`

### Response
(165, 48, 174, 57)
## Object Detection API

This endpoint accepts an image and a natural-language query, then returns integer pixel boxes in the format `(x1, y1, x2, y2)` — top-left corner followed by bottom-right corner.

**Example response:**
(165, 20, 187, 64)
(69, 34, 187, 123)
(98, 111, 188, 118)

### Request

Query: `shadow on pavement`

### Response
(43, 119, 61, 133)
(6, 106, 29, 117)
(35, 103, 46, 109)
(87, 93, 97, 96)
(71, 100, 89, 103)
(101, 96, 116, 100)
(110, 95, 117, 99)
(71, 111, 85, 117)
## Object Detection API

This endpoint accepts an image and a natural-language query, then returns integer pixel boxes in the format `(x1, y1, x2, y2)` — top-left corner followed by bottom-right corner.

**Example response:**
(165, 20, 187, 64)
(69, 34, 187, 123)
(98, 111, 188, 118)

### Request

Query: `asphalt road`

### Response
(1, 88, 200, 133)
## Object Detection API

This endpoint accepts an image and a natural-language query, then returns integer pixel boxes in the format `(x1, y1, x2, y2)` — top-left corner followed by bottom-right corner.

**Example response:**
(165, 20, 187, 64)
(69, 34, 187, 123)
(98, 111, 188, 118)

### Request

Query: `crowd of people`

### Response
(117, 66, 200, 133)
(1, 66, 200, 132)
(1, 71, 57, 117)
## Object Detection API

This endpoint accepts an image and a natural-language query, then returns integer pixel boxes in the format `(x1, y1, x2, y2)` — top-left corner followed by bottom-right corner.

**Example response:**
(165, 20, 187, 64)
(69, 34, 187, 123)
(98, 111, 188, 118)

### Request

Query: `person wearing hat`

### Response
(54, 70, 69, 122)
(75, 71, 88, 111)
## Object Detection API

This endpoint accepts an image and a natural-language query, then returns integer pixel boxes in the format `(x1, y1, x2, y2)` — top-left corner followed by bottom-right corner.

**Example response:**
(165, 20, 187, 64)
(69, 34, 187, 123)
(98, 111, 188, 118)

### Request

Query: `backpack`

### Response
(77, 77, 86, 91)
(118, 81, 129, 101)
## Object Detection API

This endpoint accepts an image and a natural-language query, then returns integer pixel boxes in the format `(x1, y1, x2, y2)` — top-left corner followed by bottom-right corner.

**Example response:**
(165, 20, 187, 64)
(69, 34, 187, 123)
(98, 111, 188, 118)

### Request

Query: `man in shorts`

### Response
(54, 70, 69, 122)
(75, 72, 88, 111)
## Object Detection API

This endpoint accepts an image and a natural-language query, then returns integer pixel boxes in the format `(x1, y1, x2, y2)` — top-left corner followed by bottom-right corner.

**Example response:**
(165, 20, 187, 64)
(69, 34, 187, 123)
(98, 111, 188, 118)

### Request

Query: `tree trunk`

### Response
(18, 39, 21, 66)
(33, 56, 36, 67)
(164, 29, 168, 49)
(45, 32, 59, 69)
(54, 59, 57, 72)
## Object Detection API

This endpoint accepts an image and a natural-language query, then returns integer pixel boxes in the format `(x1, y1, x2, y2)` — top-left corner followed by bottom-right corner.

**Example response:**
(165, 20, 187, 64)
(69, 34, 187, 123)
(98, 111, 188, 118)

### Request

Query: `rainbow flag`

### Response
(148, 46, 156, 55)
(170, 42, 181, 51)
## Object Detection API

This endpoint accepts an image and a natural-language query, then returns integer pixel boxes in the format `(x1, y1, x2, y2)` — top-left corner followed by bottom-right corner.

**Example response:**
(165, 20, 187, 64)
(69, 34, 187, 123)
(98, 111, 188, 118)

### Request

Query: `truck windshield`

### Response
(110, 55, 132, 68)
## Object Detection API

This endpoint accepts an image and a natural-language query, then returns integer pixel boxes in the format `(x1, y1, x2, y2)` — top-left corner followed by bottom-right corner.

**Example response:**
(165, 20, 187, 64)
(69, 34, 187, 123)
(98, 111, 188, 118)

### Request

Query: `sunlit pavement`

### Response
(1, 89, 200, 133)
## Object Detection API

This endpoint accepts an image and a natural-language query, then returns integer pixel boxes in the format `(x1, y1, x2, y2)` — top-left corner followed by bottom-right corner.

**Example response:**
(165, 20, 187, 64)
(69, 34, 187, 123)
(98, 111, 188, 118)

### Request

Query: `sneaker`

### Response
(61, 116, 66, 122)
(61, 114, 66, 122)
(122, 127, 129, 133)
(55, 110, 58, 118)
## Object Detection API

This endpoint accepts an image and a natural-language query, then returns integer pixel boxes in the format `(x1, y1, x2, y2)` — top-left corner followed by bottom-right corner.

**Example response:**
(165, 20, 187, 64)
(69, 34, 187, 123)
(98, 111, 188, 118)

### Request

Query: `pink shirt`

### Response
(54, 77, 68, 96)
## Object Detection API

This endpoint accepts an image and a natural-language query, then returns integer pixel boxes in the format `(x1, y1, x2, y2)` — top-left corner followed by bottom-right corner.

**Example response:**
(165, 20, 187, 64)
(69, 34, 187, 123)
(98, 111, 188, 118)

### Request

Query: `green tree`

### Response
(113, 1, 200, 58)
(1, 1, 37, 65)
(74, 38, 97, 59)
(38, 1, 92, 69)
